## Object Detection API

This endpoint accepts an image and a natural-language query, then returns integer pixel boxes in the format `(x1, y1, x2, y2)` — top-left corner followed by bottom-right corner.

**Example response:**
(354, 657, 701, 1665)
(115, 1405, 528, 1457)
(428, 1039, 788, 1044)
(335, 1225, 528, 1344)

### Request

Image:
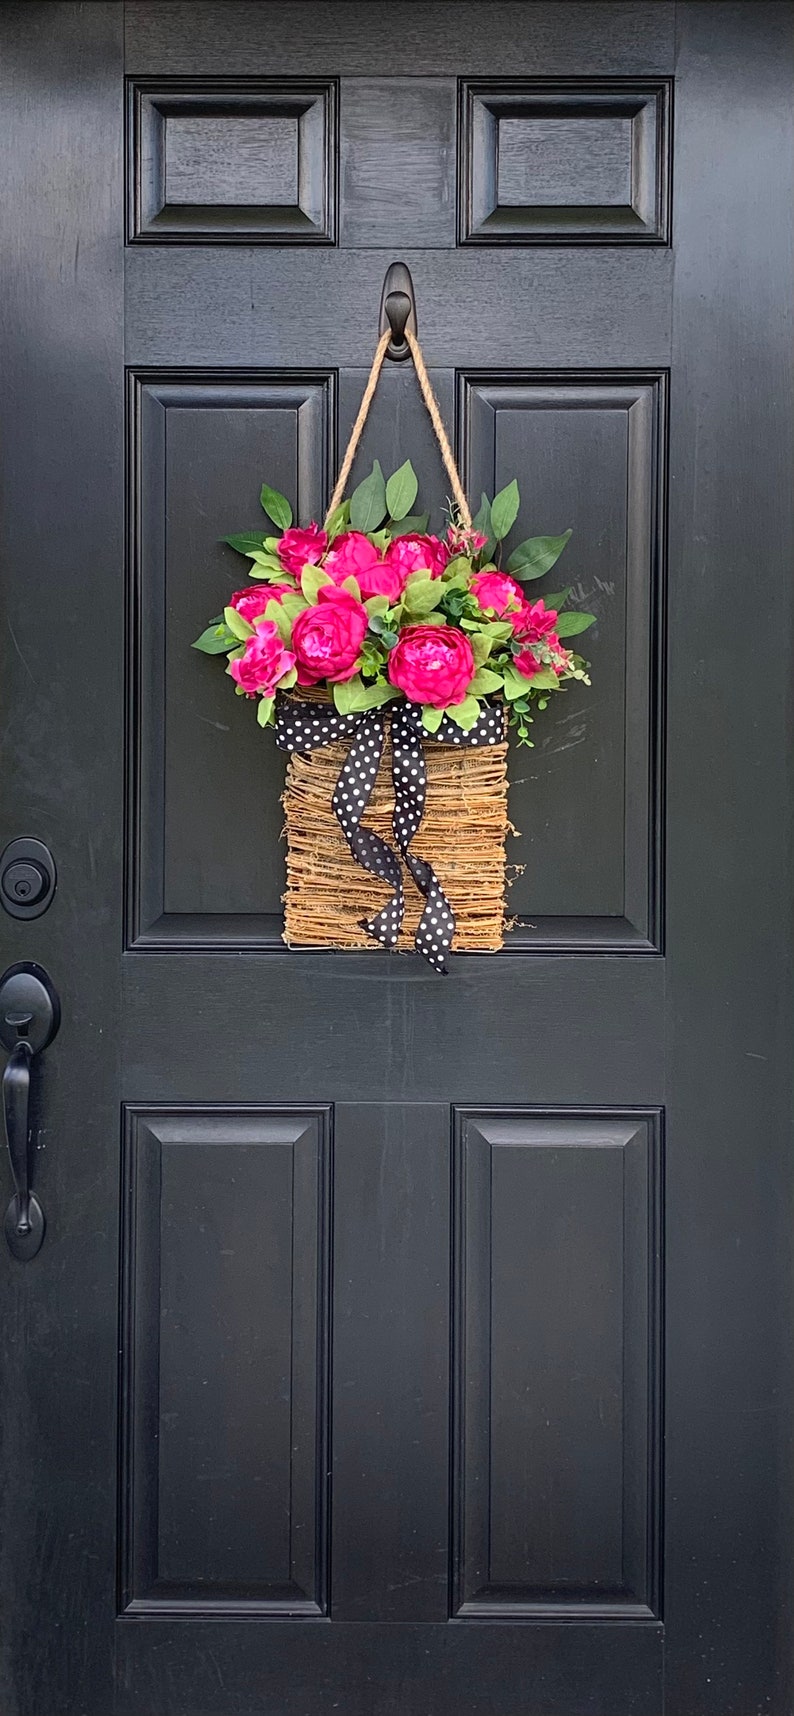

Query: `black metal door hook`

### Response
(379, 262, 417, 361)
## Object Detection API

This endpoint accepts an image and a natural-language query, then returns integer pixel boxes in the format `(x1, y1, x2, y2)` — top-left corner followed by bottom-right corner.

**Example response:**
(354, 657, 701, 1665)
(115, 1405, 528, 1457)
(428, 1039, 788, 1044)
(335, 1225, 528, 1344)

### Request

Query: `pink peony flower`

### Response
(387, 624, 475, 709)
(471, 571, 526, 618)
(229, 585, 294, 626)
(292, 585, 368, 685)
(229, 620, 296, 697)
(323, 532, 404, 602)
(514, 598, 559, 644)
(277, 522, 327, 575)
(323, 531, 381, 583)
(384, 532, 450, 580)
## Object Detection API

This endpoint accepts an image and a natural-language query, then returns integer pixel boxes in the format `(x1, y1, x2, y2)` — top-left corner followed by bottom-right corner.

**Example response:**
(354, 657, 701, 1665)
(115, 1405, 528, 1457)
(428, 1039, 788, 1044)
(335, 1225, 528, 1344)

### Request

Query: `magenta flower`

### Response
(229, 620, 296, 696)
(471, 571, 526, 618)
(292, 585, 368, 685)
(384, 532, 450, 580)
(388, 625, 475, 709)
(229, 585, 294, 626)
(277, 523, 327, 576)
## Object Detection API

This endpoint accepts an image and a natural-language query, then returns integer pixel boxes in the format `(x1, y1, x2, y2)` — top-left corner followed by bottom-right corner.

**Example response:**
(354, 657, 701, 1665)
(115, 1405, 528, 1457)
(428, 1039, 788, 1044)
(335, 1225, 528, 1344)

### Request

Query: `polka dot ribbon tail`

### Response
(275, 697, 505, 973)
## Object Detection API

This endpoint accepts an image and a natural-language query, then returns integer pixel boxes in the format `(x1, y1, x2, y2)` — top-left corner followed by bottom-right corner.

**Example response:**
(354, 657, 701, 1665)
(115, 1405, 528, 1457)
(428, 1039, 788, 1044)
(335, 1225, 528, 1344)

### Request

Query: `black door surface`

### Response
(1, 5, 792, 1714)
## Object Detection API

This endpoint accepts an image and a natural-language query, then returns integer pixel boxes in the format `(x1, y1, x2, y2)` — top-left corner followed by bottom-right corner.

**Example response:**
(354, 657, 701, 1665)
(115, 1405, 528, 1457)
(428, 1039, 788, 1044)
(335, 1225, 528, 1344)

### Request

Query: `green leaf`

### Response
(349, 460, 387, 532)
(364, 594, 390, 617)
(341, 576, 362, 600)
(279, 665, 297, 690)
(402, 572, 444, 618)
(192, 624, 238, 654)
(507, 530, 572, 580)
(490, 479, 520, 541)
(331, 675, 399, 715)
(422, 705, 444, 733)
(389, 512, 429, 539)
(332, 678, 359, 715)
(301, 565, 333, 603)
(469, 667, 504, 696)
(259, 483, 293, 530)
(555, 611, 596, 637)
(469, 632, 492, 668)
(224, 605, 254, 641)
(380, 629, 399, 648)
(441, 555, 472, 588)
(385, 459, 418, 521)
(224, 531, 267, 555)
(446, 695, 481, 732)
(534, 667, 562, 690)
(265, 599, 291, 643)
(471, 493, 492, 540)
(502, 663, 532, 702)
(279, 592, 309, 623)
(540, 588, 570, 611)
(257, 696, 275, 727)
(324, 500, 350, 541)
(368, 612, 386, 636)
(355, 682, 401, 711)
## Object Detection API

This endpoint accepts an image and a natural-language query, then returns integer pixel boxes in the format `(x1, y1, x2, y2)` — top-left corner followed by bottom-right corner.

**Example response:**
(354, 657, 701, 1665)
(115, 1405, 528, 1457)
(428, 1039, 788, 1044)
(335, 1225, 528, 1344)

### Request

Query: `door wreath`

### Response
(193, 284, 594, 971)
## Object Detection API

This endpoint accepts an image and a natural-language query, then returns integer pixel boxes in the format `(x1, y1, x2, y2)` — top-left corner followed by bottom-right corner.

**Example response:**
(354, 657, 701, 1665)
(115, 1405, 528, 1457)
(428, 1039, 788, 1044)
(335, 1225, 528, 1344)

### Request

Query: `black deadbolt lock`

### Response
(0, 840, 56, 920)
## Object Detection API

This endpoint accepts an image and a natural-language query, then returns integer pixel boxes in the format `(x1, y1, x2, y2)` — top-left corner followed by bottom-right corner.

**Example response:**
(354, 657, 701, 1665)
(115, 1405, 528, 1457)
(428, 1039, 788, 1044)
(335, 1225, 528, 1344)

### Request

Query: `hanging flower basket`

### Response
(193, 319, 594, 971)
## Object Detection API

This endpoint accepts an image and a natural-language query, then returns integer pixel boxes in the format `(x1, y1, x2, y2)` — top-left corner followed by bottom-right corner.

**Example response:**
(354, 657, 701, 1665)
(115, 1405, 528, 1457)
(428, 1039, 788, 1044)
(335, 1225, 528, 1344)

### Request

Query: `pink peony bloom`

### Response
(229, 620, 296, 697)
(323, 531, 381, 583)
(277, 522, 327, 575)
(384, 532, 450, 580)
(387, 624, 475, 709)
(292, 585, 368, 685)
(323, 532, 404, 602)
(471, 570, 526, 618)
(514, 598, 559, 644)
(229, 585, 294, 626)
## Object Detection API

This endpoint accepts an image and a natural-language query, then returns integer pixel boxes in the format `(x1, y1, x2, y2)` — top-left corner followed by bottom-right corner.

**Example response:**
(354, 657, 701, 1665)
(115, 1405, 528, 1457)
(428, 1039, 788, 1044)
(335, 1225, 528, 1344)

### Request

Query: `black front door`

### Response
(1, 5, 792, 1714)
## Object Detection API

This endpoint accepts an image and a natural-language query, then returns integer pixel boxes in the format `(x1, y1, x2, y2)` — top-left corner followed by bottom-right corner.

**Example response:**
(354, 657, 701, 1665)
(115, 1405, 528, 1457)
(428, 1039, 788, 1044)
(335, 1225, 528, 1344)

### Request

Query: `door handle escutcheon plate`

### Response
(0, 963, 60, 1260)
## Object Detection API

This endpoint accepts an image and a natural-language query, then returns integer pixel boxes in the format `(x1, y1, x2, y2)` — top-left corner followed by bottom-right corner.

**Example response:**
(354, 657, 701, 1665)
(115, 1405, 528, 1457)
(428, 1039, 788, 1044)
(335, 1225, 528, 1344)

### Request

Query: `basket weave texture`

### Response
(282, 716, 510, 953)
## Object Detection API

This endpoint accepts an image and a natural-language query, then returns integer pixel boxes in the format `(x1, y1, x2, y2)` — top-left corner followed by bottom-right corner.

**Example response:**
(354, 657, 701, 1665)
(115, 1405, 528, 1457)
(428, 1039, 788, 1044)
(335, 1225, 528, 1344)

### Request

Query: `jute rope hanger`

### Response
(323, 276, 473, 529)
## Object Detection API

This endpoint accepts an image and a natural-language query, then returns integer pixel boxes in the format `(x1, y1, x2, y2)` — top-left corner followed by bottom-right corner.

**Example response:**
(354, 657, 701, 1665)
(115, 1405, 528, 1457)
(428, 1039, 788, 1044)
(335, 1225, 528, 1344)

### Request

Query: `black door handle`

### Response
(0, 964, 60, 1260)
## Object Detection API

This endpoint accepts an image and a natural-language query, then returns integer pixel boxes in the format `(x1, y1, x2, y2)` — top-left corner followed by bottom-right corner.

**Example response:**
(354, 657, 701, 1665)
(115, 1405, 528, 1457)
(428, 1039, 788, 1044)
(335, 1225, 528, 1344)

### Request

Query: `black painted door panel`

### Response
(0, 5, 792, 1715)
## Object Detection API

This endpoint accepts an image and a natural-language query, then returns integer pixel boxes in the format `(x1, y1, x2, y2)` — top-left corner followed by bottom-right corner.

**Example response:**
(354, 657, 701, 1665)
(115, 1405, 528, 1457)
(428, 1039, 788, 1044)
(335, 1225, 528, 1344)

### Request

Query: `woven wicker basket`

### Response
(281, 702, 510, 953)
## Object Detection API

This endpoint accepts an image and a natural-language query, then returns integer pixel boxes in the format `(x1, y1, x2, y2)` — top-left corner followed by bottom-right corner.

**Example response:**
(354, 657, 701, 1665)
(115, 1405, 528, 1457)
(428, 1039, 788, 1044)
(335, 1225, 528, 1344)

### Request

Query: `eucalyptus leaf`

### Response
(224, 605, 254, 641)
(259, 484, 293, 531)
(349, 460, 387, 532)
(555, 611, 596, 637)
(490, 479, 520, 541)
(389, 512, 429, 538)
(507, 530, 572, 580)
(385, 459, 418, 521)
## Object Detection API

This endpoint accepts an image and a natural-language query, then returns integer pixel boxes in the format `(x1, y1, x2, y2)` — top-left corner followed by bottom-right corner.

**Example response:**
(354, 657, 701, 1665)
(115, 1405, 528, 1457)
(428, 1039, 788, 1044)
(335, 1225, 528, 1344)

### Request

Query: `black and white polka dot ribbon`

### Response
(276, 695, 505, 973)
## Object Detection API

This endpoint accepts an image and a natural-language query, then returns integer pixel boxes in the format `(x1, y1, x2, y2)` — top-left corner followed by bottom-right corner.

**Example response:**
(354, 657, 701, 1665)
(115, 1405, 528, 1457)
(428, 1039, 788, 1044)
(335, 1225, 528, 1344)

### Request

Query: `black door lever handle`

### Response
(0, 964, 60, 1260)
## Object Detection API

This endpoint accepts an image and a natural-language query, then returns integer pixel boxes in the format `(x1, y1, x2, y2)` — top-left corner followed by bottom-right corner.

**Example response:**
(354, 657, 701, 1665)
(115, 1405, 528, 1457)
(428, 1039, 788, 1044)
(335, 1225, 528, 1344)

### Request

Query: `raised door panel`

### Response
(462, 374, 665, 949)
(127, 372, 332, 947)
(452, 1109, 662, 1619)
(119, 1106, 331, 1616)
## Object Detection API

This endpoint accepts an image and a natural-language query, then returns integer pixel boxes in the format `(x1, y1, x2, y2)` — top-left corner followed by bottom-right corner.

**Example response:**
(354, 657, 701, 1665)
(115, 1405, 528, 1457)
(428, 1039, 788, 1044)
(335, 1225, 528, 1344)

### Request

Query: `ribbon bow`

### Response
(276, 696, 505, 973)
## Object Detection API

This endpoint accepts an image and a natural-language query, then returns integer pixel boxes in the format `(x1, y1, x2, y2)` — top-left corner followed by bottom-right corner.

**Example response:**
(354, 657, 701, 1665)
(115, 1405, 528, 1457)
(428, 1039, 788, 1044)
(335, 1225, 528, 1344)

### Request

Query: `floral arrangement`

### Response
(193, 461, 593, 745)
